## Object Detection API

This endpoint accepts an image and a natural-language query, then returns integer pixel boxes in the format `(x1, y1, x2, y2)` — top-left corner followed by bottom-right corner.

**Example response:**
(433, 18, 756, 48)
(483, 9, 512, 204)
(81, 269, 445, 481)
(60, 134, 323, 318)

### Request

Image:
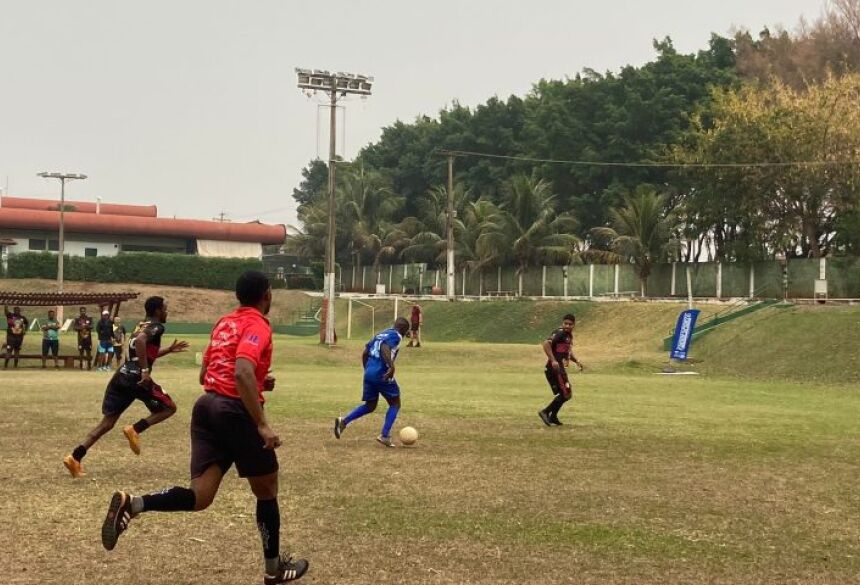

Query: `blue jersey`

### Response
(364, 328, 402, 381)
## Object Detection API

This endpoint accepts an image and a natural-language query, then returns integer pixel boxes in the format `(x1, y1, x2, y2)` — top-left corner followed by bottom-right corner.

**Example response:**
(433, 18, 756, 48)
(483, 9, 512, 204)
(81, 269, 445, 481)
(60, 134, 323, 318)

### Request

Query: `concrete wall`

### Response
(0, 229, 187, 257)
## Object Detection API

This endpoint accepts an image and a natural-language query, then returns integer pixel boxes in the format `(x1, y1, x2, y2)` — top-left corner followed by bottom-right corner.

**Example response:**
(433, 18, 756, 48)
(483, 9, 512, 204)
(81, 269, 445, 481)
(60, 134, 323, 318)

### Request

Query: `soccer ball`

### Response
(399, 426, 419, 446)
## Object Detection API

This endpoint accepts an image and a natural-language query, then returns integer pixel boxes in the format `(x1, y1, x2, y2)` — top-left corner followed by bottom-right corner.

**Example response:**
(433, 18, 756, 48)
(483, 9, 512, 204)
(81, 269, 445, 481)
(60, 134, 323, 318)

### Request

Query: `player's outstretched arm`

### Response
(158, 339, 189, 358)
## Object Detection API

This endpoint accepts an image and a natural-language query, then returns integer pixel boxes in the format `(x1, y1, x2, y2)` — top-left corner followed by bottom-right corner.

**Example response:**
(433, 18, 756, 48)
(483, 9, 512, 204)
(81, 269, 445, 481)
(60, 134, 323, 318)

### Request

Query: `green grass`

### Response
(2, 335, 859, 584)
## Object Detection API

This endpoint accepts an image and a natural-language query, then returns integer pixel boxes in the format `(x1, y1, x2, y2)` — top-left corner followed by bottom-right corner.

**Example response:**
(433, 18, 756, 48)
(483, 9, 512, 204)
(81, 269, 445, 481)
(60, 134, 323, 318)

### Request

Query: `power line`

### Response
(438, 149, 860, 169)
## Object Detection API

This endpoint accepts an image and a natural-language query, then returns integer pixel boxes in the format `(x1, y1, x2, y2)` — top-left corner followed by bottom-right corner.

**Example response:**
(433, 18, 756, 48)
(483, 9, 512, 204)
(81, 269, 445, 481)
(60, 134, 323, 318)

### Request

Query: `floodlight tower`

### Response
(36, 171, 88, 294)
(295, 68, 373, 345)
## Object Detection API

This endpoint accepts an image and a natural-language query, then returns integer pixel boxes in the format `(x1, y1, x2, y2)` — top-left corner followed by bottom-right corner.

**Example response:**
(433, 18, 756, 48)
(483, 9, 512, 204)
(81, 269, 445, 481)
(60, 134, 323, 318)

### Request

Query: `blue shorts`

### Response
(362, 377, 400, 402)
(97, 341, 114, 354)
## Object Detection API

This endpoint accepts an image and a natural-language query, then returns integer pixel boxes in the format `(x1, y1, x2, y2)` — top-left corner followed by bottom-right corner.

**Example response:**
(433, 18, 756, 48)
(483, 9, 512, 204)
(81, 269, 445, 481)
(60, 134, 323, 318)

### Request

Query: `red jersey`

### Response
(202, 307, 273, 403)
(410, 305, 421, 324)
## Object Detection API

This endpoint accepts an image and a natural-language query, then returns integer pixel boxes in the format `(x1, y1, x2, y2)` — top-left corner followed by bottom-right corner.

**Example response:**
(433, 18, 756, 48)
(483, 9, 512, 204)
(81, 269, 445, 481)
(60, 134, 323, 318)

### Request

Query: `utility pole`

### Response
(296, 69, 373, 345)
(37, 171, 87, 322)
(446, 154, 455, 300)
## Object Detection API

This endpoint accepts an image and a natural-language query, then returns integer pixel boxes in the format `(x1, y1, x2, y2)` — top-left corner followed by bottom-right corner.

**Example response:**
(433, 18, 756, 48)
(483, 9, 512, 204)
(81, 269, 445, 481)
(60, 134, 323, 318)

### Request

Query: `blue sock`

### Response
(343, 403, 373, 426)
(381, 406, 400, 438)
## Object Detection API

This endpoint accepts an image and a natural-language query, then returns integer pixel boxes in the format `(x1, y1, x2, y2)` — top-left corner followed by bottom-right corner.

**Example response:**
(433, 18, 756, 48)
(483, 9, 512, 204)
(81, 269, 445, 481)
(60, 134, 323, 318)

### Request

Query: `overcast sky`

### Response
(0, 0, 822, 229)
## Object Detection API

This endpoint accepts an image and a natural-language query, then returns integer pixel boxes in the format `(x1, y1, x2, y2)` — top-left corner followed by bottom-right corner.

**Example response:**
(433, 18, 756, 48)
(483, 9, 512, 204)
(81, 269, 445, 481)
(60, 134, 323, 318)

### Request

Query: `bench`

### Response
(4, 353, 92, 369)
(486, 290, 517, 298)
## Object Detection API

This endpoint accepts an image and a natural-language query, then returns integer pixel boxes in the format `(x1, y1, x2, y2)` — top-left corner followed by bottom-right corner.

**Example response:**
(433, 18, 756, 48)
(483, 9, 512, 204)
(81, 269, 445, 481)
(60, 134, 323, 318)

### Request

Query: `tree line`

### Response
(288, 1, 860, 294)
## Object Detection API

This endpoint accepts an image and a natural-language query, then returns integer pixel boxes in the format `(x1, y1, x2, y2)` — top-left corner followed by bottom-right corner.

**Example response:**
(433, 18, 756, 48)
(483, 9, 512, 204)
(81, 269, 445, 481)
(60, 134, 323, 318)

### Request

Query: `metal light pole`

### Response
(37, 172, 87, 294)
(446, 154, 455, 301)
(296, 69, 373, 345)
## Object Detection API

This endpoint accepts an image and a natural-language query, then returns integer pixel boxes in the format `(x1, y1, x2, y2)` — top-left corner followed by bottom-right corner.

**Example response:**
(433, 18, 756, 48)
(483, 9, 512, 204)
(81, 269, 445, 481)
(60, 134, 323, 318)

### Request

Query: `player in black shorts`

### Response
(63, 296, 188, 478)
(99, 271, 309, 584)
(538, 313, 584, 426)
(4, 305, 29, 369)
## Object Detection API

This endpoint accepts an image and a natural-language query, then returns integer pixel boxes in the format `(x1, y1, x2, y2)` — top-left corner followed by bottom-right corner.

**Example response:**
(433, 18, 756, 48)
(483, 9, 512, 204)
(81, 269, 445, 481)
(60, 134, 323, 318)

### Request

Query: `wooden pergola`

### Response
(0, 291, 139, 318)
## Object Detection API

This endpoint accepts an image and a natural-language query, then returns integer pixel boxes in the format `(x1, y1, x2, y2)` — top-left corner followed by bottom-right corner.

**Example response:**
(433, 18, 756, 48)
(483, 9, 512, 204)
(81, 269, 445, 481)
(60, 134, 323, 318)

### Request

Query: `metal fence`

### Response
(341, 257, 855, 300)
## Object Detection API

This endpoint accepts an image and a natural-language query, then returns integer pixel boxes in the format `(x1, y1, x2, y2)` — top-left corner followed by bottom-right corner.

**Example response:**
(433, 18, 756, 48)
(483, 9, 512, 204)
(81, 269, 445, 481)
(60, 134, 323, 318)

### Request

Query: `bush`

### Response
(7, 252, 263, 290)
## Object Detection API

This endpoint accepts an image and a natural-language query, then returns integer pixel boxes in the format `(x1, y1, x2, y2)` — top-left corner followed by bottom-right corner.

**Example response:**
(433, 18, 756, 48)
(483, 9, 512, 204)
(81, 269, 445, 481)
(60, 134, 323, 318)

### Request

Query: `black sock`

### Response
(72, 445, 87, 461)
(547, 395, 566, 417)
(256, 498, 281, 569)
(141, 486, 196, 512)
(132, 419, 151, 434)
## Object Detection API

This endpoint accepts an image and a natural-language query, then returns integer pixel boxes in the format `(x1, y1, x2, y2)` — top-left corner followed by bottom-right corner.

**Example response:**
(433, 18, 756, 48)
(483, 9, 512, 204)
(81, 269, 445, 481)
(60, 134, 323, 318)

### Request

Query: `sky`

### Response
(0, 0, 823, 229)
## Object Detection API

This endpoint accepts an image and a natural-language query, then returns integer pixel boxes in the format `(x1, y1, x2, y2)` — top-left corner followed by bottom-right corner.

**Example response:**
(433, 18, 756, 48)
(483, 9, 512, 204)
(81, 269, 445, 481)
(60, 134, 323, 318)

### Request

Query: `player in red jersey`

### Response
(63, 297, 187, 477)
(100, 271, 309, 584)
(538, 313, 583, 426)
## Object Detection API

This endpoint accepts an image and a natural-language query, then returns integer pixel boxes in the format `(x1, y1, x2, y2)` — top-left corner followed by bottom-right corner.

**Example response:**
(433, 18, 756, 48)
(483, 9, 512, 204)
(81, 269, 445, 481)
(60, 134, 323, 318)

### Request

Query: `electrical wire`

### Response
(438, 149, 860, 169)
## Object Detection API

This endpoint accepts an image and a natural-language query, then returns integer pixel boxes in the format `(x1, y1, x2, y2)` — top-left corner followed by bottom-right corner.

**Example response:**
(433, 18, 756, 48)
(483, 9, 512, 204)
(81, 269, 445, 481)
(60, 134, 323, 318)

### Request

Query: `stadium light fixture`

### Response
(36, 171, 88, 296)
(295, 68, 374, 345)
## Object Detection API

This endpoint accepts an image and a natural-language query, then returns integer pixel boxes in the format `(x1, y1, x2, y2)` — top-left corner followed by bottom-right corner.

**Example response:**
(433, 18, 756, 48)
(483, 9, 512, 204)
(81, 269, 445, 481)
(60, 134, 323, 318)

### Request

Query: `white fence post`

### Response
(394, 296, 399, 320)
(749, 263, 755, 299)
(403, 265, 408, 293)
(716, 261, 722, 299)
(542, 265, 547, 298)
(462, 267, 467, 296)
(686, 265, 693, 310)
(361, 266, 366, 291)
(563, 267, 569, 299)
(589, 264, 594, 299)
(614, 264, 620, 296)
(388, 266, 393, 292)
(820, 257, 827, 280)
(497, 266, 502, 292)
(518, 271, 523, 296)
(670, 262, 677, 296)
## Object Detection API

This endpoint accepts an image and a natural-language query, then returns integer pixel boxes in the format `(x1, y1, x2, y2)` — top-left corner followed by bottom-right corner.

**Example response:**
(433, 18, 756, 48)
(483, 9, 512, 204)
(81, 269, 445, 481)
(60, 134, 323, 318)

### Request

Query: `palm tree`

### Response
(459, 198, 510, 294)
(590, 187, 680, 297)
(502, 175, 580, 294)
(399, 184, 470, 267)
(367, 222, 410, 286)
(338, 166, 403, 278)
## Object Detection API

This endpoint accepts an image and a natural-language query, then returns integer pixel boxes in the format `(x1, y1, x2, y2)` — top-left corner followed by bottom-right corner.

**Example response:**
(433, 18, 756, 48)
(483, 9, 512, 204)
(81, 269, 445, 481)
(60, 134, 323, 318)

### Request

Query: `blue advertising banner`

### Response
(670, 309, 700, 361)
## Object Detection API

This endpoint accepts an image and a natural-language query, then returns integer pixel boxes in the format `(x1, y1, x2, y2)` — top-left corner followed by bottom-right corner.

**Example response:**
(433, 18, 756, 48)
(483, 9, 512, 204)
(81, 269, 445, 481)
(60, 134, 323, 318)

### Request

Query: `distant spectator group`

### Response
(3, 305, 127, 370)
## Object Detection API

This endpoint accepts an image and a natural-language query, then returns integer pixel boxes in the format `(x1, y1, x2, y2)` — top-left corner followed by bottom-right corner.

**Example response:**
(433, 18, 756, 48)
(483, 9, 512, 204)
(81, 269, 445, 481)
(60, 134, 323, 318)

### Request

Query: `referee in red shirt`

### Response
(100, 270, 309, 584)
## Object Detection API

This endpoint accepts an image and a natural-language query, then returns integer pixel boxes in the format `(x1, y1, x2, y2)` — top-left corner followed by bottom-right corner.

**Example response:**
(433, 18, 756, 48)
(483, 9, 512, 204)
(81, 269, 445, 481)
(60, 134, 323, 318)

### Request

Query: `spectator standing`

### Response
(41, 309, 61, 369)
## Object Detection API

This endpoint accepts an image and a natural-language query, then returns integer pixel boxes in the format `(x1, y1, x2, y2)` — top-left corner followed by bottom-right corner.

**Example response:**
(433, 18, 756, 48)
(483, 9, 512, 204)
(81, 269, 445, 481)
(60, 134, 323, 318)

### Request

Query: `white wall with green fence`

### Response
(341, 257, 860, 300)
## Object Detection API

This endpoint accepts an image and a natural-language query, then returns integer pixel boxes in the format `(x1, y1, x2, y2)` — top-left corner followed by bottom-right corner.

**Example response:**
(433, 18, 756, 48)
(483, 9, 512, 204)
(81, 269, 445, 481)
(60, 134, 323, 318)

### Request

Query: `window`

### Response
(28, 238, 46, 251)
(84, 248, 98, 257)
(48, 239, 59, 251)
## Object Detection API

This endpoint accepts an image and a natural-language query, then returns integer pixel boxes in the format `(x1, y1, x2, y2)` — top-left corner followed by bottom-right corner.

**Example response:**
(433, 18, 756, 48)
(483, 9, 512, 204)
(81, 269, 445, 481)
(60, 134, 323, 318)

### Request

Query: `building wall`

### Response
(0, 229, 188, 257)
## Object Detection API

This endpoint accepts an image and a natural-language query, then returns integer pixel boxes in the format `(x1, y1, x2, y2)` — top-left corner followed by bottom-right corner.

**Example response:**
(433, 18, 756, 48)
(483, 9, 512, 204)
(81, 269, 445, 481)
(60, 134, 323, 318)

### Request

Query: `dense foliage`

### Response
(289, 2, 860, 284)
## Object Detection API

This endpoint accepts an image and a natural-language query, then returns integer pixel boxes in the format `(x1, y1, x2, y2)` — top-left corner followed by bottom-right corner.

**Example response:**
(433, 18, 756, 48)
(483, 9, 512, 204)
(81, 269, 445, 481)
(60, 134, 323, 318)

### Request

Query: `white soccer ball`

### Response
(399, 426, 419, 446)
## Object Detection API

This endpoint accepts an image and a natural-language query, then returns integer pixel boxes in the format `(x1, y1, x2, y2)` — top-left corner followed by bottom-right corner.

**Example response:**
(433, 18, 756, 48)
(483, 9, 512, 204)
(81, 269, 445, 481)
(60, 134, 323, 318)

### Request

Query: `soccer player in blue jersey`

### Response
(333, 317, 410, 447)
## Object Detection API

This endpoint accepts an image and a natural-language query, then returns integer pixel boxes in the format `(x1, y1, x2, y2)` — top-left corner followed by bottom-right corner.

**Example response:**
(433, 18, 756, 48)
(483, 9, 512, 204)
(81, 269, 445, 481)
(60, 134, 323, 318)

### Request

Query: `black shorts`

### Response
(190, 392, 278, 479)
(545, 364, 572, 399)
(410, 322, 420, 332)
(79, 338, 92, 351)
(5, 336, 23, 351)
(42, 339, 59, 357)
(102, 372, 176, 416)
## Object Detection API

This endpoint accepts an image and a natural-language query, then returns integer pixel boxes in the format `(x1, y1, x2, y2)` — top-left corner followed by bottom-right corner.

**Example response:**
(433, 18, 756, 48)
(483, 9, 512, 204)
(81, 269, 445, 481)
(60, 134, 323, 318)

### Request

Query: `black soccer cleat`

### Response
(538, 410, 552, 427)
(264, 554, 309, 584)
(333, 417, 346, 439)
(549, 415, 564, 426)
(101, 491, 133, 551)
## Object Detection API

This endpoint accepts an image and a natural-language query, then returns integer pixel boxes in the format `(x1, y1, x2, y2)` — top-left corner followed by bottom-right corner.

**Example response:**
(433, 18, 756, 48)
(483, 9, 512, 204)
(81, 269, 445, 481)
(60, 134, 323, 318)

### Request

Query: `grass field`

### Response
(2, 332, 859, 585)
